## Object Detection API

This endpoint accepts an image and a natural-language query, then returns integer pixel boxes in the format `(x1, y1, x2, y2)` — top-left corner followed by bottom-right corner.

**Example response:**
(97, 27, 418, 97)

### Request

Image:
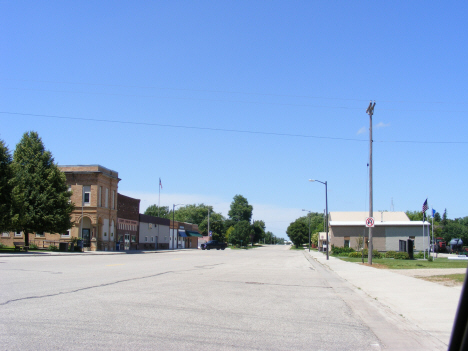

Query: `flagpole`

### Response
(158, 177, 161, 218)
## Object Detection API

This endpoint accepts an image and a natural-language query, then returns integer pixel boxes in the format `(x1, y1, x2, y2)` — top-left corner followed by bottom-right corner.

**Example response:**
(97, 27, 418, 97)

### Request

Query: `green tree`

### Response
(406, 210, 423, 221)
(286, 220, 308, 248)
(228, 195, 253, 223)
(173, 204, 213, 225)
(252, 220, 265, 244)
(0, 140, 13, 231)
(11, 132, 74, 246)
(199, 211, 226, 239)
(230, 220, 252, 246)
(144, 205, 171, 219)
(225, 226, 235, 244)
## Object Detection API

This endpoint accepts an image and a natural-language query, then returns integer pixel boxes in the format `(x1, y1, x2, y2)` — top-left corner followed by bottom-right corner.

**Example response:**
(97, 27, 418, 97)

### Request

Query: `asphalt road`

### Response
(0, 246, 432, 350)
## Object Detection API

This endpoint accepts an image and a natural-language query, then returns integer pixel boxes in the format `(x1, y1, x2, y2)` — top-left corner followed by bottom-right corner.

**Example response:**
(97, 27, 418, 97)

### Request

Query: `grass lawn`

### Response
(289, 246, 305, 250)
(339, 257, 468, 269)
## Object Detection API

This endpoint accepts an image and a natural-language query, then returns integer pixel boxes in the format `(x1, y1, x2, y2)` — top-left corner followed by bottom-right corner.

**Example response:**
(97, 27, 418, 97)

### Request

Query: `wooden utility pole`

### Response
(366, 101, 376, 265)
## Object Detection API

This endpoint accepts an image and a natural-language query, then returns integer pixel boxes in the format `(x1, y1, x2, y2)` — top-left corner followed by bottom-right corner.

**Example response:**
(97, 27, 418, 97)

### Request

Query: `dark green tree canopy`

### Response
(0, 140, 13, 231)
(287, 220, 308, 248)
(228, 194, 253, 223)
(230, 220, 252, 246)
(11, 132, 74, 244)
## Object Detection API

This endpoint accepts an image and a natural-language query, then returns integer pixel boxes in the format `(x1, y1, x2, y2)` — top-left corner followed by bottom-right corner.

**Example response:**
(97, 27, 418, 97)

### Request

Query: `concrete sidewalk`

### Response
(307, 250, 464, 347)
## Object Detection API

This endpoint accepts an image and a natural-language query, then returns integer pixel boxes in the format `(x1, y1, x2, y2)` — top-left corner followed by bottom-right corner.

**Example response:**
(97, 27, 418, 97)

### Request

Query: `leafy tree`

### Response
(225, 226, 235, 244)
(0, 140, 13, 231)
(230, 220, 252, 246)
(228, 195, 253, 223)
(144, 205, 171, 219)
(442, 209, 448, 226)
(434, 211, 441, 223)
(10, 132, 74, 246)
(286, 220, 308, 248)
(252, 220, 265, 244)
(199, 211, 226, 239)
(173, 204, 212, 224)
(406, 210, 423, 221)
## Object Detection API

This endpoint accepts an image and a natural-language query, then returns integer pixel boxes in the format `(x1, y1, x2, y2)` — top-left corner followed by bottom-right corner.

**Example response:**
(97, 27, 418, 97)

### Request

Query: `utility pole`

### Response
(207, 208, 210, 238)
(366, 101, 376, 265)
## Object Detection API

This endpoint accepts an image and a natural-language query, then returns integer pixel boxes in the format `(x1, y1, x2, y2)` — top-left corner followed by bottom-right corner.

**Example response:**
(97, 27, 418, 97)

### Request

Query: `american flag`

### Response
(422, 199, 428, 213)
(159, 178, 163, 189)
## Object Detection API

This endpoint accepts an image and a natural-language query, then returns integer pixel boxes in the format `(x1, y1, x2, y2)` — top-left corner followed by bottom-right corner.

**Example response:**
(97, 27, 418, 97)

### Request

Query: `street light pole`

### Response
(302, 209, 311, 252)
(366, 101, 376, 265)
(309, 179, 329, 260)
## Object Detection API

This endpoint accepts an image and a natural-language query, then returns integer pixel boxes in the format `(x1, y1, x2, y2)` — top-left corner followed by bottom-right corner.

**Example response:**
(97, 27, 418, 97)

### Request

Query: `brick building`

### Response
(169, 221, 202, 249)
(117, 193, 140, 250)
(60, 165, 119, 251)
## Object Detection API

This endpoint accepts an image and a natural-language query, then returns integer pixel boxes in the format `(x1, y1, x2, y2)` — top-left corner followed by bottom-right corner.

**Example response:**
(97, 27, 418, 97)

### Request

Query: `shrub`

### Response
(394, 252, 409, 260)
(0, 243, 6, 249)
(48, 245, 58, 251)
(427, 256, 433, 262)
(385, 251, 396, 258)
(29, 243, 38, 249)
(349, 251, 363, 258)
(331, 245, 355, 256)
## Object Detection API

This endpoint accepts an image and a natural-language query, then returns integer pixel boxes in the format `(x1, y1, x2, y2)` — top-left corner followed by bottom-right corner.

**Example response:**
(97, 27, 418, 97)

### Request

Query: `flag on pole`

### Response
(432, 208, 436, 218)
(422, 199, 428, 213)
(159, 178, 163, 189)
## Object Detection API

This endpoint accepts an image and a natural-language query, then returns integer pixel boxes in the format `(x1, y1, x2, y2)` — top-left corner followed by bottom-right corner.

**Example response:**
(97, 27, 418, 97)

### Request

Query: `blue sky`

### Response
(1, 1, 467, 238)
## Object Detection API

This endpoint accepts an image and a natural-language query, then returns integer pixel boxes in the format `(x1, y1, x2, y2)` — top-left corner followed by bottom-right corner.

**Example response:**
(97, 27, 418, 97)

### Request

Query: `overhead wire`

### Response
(1, 111, 467, 144)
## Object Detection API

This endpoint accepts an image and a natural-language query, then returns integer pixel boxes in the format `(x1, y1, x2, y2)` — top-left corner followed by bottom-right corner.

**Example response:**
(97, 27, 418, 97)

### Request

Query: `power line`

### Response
(1, 111, 467, 144)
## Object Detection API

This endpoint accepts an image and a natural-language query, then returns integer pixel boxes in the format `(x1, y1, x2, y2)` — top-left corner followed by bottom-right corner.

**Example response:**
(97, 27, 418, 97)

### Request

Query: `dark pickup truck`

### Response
(204, 240, 227, 250)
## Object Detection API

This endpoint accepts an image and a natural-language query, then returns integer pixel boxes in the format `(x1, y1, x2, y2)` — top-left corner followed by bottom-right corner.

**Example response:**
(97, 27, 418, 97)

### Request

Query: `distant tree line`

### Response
(406, 209, 468, 244)
(145, 194, 283, 246)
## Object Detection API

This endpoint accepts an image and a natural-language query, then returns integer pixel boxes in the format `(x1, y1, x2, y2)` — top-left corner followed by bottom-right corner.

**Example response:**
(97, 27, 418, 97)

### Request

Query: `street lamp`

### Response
(309, 179, 329, 260)
(172, 204, 185, 250)
(302, 209, 311, 252)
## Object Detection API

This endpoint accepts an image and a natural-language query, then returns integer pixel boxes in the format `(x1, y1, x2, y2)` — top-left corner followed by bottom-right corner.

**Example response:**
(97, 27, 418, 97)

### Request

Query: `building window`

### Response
(36, 232, 45, 237)
(112, 190, 115, 209)
(99, 186, 102, 207)
(15, 231, 22, 237)
(145, 237, 148, 242)
(131, 235, 136, 243)
(61, 230, 70, 238)
(151, 236, 154, 242)
(83, 186, 91, 205)
(2, 232, 9, 237)
(105, 188, 109, 208)
(344, 237, 350, 248)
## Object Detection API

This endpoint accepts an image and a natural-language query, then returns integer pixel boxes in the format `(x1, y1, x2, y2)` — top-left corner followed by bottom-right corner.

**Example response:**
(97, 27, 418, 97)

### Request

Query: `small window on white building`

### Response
(145, 237, 148, 242)
(151, 236, 154, 242)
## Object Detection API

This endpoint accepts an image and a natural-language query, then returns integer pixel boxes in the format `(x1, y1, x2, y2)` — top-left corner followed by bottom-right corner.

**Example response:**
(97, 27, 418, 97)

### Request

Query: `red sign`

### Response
(366, 217, 375, 227)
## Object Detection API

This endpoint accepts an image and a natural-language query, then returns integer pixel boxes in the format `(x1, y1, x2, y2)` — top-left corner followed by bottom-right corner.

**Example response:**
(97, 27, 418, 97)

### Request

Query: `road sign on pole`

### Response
(366, 217, 375, 228)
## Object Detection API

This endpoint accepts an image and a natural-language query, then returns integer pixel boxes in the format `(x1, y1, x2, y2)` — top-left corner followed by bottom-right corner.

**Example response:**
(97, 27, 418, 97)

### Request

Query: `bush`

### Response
(29, 243, 38, 249)
(394, 252, 410, 260)
(349, 251, 363, 258)
(427, 256, 433, 262)
(385, 251, 397, 258)
(0, 243, 6, 249)
(415, 250, 429, 259)
(331, 245, 355, 256)
(48, 245, 58, 251)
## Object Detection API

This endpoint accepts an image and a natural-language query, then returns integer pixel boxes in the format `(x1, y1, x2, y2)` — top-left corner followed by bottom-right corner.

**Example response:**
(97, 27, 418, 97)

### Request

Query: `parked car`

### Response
(204, 240, 227, 250)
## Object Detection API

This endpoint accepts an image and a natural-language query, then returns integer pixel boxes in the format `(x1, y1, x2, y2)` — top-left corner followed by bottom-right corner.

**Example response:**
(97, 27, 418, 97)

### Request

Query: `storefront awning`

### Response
(186, 231, 203, 237)
(178, 230, 187, 237)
